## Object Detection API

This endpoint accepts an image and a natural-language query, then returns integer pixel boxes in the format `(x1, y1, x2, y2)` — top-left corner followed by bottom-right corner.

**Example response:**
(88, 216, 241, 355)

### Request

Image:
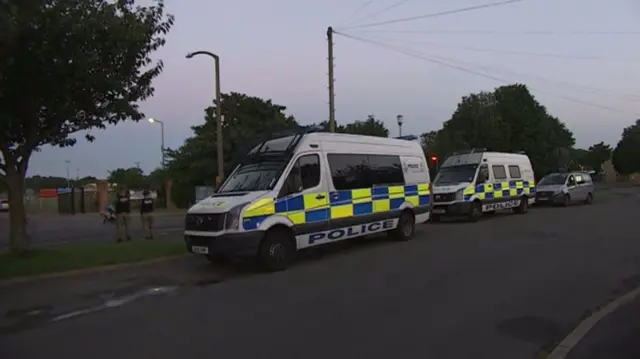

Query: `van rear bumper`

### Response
(431, 202, 472, 215)
(184, 231, 264, 257)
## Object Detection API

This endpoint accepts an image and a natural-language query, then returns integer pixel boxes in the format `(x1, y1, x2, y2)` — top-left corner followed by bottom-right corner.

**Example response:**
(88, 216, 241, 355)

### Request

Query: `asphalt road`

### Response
(2, 189, 640, 358)
(0, 212, 185, 248)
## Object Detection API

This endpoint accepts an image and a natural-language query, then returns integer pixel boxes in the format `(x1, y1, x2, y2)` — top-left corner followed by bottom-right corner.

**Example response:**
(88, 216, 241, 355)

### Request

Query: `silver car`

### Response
(535, 172, 595, 206)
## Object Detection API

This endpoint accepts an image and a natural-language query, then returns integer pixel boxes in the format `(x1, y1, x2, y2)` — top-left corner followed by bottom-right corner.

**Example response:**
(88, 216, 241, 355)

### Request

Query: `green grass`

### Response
(0, 238, 186, 280)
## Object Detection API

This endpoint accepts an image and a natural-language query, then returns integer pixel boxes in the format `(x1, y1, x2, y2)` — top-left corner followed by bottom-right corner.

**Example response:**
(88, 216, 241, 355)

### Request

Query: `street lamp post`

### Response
(396, 115, 404, 137)
(186, 50, 224, 185)
(148, 118, 165, 167)
(65, 160, 71, 188)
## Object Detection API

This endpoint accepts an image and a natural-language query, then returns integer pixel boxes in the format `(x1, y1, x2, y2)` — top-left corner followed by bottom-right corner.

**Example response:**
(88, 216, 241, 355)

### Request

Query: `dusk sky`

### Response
(28, 0, 640, 178)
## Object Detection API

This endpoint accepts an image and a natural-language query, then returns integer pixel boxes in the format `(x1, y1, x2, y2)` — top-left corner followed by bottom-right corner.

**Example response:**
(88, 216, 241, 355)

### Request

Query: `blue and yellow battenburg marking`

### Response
(462, 180, 535, 201)
(242, 184, 431, 230)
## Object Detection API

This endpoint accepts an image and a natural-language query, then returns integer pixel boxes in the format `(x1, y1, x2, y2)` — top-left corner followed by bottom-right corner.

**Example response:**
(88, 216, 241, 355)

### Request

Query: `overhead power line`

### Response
(341, 32, 640, 102)
(337, 0, 375, 28)
(347, 29, 640, 35)
(360, 37, 640, 62)
(333, 31, 639, 115)
(341, 0, 525, 30)
(351, 0, 413, 25)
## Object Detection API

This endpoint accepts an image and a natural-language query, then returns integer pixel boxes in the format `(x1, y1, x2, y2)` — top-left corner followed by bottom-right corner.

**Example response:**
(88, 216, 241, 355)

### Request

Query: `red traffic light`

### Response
(430, 156, 438, 162)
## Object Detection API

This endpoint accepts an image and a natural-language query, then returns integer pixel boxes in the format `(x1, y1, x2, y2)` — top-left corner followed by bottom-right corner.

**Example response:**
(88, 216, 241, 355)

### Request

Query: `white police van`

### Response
(184, 128, 432, 271)
(431, 149, 535, 222)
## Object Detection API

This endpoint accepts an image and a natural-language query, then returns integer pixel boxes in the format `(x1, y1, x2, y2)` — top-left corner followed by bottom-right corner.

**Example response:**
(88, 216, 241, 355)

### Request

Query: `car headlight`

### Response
(454, 188, 465, 201)
(224, 203, 248, 230)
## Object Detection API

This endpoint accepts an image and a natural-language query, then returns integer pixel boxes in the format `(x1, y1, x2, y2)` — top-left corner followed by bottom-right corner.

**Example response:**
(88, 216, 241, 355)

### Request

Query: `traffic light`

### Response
(430, 155, 438, 162)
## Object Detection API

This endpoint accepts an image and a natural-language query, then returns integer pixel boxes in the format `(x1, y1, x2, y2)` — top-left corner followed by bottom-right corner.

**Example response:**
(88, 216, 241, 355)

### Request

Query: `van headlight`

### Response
(454, 188, 465, 201)
(224, 203, 248, 230)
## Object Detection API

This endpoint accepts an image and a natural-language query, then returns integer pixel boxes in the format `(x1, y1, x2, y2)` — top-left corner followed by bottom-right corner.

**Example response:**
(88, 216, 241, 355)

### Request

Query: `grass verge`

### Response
(0, 238, 186, 280)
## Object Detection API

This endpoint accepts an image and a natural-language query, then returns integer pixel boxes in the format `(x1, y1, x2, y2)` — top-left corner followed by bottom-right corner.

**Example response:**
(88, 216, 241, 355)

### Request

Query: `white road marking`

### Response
(547, 285, 640, 359)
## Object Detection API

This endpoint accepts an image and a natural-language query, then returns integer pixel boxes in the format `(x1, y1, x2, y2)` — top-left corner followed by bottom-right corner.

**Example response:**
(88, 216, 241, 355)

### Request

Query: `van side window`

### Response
(492, 165, 507, 180)
(327, 154, 370, 190)
(368, 155, 405, 186)
(476, 164, 489, 184)
(298, 154, 321, 189)
(508, 165, 522, 179)
(280, 154, 321, 197)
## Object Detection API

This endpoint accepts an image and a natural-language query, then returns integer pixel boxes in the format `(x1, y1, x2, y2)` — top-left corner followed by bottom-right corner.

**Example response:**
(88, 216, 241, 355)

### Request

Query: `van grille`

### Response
(433, 193, 455, 203)
(185, 213, 225, 232)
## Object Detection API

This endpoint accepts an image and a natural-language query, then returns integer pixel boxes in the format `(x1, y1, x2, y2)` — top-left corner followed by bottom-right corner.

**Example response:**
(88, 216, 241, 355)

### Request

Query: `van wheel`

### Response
(584, 193, 593, 205)
(563, 194, 571, 207)
(392, 211, 415, 241)
(257, 228, 295, 272)
(467, 201, 482, 222)
(513, 196, 529, 214)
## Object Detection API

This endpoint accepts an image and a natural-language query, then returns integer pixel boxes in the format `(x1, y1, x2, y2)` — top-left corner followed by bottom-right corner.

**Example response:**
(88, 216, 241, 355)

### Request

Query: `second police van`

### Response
(431, 149, 536, 222)
(184, 128, 432, 271)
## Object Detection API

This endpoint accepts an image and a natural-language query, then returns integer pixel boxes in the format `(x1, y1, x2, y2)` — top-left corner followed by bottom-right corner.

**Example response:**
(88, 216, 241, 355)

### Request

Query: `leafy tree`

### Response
(0, 0, 174, 253)
(569, 148, 589, 170)
(166, 93, 298, 208)
(108, 167, 148, 189)
(147, 167, 168, 189)
(420, 131, 438, 153)
(612, 119, 640, 175)
(581, 142, 612, 172)
(316, 115, 390, 137)
(431, 84, 575, 178)
(340, 115, 389, 137)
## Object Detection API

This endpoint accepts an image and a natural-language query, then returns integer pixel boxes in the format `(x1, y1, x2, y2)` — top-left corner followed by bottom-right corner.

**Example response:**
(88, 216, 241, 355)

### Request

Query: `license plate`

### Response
(537, 197, 547, 201)
(432, 208, 446, 214)
(192, 246, 209, 254)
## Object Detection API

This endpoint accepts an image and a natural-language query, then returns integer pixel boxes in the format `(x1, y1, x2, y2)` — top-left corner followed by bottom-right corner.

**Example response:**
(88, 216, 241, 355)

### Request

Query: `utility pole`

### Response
(327, 26, 336, 132)
(65, 160, 71, 188)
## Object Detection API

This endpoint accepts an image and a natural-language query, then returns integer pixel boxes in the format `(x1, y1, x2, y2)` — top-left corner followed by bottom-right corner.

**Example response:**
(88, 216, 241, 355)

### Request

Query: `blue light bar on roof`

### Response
(394, 135, 418, 141)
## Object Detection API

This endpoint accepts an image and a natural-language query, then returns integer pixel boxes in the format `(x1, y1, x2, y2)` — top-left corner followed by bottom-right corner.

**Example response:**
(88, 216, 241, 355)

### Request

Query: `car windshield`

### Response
(434, 164, 478, 185)
(539, 173, 567, 186)
(218, 159, 285, 193)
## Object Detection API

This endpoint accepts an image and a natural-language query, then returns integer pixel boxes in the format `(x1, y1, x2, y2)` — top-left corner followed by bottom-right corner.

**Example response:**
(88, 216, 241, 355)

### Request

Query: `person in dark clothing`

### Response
(140, 189, 155, 240)
(114, 188, 132, 242)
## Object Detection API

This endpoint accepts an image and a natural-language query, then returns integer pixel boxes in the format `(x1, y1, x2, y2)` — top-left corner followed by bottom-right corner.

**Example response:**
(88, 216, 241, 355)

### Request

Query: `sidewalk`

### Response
(0, 256, 228, 337)
(566, 295, 640, 359)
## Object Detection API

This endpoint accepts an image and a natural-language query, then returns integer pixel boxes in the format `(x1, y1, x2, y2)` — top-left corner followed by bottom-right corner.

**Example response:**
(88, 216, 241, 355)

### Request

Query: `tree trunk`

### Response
(6, 172, 29, 255)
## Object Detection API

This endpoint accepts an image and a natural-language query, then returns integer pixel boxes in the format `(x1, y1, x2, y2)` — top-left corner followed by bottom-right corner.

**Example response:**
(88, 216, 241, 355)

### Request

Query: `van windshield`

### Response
(538, 173, 567, 186)
(434, 164, 478, 185)
(218, 160, 285, 193)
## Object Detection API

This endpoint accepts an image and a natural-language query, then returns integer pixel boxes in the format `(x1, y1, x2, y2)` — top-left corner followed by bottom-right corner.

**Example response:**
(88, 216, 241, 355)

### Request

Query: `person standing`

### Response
(114, 188, 132, 242)
(140, 189, 155, 240)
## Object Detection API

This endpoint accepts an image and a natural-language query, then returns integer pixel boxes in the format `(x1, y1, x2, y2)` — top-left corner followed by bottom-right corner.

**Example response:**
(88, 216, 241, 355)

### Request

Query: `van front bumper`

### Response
(535, 191, 564, 205)
(431, 202, 472, 215)
(185, 231, 264, 257)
